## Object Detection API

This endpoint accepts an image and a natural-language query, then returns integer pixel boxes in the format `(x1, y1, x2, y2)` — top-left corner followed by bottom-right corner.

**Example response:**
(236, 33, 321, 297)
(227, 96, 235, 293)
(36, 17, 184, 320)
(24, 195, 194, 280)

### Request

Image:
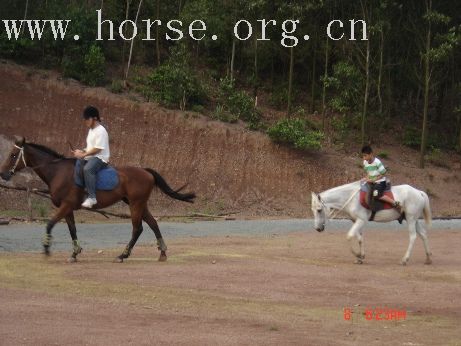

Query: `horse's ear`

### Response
(14, 136, 25, 146)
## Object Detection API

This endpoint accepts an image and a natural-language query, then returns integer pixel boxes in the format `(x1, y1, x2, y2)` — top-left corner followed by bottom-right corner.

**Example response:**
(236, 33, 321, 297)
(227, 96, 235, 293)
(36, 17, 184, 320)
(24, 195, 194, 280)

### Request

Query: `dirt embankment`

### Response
(0, 61, 460, 217)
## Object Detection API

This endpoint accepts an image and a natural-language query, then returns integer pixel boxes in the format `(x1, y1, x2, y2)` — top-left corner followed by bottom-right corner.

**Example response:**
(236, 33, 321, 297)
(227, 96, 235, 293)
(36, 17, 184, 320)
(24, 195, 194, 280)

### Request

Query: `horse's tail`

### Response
(421, 191, 432, 228)
(144, 168, 196, 203)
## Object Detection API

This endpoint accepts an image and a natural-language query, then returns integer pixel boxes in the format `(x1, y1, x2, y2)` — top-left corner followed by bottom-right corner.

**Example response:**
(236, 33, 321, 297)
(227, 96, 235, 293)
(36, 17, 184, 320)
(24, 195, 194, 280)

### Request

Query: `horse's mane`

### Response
(26, 142, 68, 159)
(322, 181, 361, 195)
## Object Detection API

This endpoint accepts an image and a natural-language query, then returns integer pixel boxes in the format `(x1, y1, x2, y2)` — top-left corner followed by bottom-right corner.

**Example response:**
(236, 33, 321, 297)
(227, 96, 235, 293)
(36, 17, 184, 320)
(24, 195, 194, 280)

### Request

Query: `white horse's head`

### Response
(311, 192, 326, 232)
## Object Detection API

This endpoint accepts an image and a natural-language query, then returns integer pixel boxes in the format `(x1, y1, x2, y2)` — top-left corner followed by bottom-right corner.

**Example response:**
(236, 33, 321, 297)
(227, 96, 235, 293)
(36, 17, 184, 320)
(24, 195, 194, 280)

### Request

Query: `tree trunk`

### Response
(121, 0, 131, 77)
(419, 0, 432, 168)
(360, 0, 371, 146)
(125, 0, 143, 81)
(230, 38, 236, 80)
(253, 32, 258, 105)
(361, 36, 370, 146)
(287, 46, 294, 117)
(310, 33, 317, 114)
(22, 0, 29, 34)
(156, 0, 161, 66)
(377, 29, 384, 115)
(459, 119, 461, 151)
(321, 36, 329, 131)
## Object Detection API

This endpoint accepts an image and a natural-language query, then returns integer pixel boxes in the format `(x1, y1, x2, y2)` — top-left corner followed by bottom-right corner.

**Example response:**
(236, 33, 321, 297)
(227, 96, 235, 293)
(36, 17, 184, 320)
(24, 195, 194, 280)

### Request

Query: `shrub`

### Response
(267, 118, 324, 150)
(212, 104, 238, 123)
(82, 45, 105, 86)
(326, 62, 363, 113)
(146, 44, 206, 108)
(403, 127, 448, 149)
(270, 86, 289, 110)
(377, 151, 389, 159)
(217, 77, 261, 129)
(110, 80, 124, 94)
(403, 127, 421, 148)
(191, 104, 205, 113)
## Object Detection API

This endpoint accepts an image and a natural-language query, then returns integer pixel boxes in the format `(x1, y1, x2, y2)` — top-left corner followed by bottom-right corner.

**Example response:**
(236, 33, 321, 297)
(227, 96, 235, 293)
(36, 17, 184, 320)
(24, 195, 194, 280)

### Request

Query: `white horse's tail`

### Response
(421, 191, 432, 228)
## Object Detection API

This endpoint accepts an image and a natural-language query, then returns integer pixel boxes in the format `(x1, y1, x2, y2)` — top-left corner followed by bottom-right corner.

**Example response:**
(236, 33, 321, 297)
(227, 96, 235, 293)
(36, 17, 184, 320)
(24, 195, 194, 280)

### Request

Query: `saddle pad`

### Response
(74, 160, 119, 191)
(360, 182, 394, 210)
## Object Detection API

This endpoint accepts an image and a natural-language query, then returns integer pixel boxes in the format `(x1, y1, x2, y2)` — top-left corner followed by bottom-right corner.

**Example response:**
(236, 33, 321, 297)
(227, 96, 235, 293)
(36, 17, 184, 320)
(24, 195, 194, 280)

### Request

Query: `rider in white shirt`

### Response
(72, 106, 110, 208)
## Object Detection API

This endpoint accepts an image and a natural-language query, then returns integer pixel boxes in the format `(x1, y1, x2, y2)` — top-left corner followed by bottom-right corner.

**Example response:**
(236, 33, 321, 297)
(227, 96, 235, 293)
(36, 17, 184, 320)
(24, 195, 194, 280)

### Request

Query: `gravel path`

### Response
(0, 219, 460, 252)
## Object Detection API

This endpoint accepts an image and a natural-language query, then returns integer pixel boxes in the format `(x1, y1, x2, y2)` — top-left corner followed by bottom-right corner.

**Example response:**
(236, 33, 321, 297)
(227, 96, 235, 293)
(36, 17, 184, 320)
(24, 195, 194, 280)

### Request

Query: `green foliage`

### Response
(377, 151, 389, 159)
(82, 45, 105, 86)
(212, 104, 238, 123)
(146, 45, 206, 108)
(217, 77, 261, 129)
(403, 127, 421, 148)
(326, 62, 363, 113)
(267, 118, 324, 150)
(426, 148, 450, 168)
(0, 0, 460, 152)
(403, 126, 456, 150)
(110, 80, 124, 94)
(331, 115, 350, 138)
(191, 105, 205, 113)
(270, 87, 289, 110)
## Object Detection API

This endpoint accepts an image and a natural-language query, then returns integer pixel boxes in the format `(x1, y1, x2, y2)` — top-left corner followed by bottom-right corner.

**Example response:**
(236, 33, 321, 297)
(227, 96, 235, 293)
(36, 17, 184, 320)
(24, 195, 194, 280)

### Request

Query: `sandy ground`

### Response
(1, 228, 460, 346)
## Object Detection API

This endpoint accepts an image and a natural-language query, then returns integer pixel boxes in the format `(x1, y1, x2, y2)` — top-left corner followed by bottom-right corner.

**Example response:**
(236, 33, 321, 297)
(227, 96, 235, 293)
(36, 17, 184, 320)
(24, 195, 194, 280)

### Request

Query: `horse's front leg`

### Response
(43, 203, 73, 256)
(65, 212, 82, 263)
(346, 219, 366, 264)
(401, 218, 417, 265)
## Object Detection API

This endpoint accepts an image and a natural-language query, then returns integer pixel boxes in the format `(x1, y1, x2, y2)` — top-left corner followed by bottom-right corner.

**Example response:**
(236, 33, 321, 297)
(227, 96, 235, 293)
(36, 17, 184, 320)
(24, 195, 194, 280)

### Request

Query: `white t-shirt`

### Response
(85, 124, 110, 163)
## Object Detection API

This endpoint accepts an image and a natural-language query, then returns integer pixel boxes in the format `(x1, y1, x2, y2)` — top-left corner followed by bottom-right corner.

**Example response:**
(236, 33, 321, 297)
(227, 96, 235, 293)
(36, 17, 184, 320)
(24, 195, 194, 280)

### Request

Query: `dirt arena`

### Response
(0, 228, 460, 346)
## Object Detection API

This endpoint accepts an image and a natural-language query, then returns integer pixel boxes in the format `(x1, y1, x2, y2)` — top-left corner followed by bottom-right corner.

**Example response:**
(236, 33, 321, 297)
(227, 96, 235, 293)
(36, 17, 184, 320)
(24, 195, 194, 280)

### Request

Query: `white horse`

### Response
(311, 181, 432, 265)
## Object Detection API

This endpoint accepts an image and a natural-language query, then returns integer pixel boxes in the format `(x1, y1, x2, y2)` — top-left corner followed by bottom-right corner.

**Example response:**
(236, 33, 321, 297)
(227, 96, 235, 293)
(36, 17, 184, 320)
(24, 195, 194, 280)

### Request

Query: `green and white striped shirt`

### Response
(363, 157, 386, 182)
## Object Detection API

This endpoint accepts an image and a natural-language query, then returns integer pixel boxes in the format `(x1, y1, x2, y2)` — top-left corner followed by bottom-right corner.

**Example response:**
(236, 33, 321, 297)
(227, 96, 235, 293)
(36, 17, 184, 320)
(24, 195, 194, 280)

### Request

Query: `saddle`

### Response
(360, 182, 397, 221)
(74, 160, 119, 191)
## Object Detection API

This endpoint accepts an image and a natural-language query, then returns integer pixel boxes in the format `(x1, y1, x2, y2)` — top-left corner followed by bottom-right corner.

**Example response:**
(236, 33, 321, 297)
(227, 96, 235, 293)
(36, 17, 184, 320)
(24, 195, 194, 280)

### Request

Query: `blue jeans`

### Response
(80, 157, 107, 199)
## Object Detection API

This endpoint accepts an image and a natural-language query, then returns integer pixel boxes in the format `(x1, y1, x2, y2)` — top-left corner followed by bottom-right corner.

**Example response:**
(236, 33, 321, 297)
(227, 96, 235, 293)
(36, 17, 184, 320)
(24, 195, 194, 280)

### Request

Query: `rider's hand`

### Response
(72, 149, 85, 159)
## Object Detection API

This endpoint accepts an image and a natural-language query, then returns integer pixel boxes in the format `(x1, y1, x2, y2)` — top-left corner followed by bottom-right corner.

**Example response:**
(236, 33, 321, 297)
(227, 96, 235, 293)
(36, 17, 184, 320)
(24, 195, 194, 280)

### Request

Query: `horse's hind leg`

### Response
(65, 212, 82, 263)
(116, 202, 144, 263)
(401, 218, 417, 265)
(416, 221, 432, 265)
(143, 209, 167, 262)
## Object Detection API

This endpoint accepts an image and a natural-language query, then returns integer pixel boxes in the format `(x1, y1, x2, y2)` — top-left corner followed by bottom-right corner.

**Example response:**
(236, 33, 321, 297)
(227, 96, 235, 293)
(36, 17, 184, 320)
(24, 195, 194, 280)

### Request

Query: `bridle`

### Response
(8, 144, 64, 175)
(9, 145, 27, 175)
(317, 189, 360, 224)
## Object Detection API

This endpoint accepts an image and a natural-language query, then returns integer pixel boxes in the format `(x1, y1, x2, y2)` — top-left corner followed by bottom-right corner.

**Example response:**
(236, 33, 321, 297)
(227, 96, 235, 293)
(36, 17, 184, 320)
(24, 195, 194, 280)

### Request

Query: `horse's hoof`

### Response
(400, 260, 407, 266)
(424, 258, 432, 265)
(43, 247, 51, 256)
(67, 257, 77, 263)
(158, 253, 167, 262)
(354, 259, 363, 264)
(114, 257, 124, 263)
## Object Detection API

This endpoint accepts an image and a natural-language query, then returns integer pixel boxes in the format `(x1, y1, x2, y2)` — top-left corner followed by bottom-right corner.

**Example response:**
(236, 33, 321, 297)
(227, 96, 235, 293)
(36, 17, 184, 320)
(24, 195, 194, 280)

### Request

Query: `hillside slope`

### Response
(1, 62, 460, 218)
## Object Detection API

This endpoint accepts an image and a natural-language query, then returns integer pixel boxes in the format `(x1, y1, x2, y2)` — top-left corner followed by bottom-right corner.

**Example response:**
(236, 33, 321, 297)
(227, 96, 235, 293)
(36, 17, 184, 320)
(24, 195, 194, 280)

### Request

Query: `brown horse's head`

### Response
(0, 136, 26, 181)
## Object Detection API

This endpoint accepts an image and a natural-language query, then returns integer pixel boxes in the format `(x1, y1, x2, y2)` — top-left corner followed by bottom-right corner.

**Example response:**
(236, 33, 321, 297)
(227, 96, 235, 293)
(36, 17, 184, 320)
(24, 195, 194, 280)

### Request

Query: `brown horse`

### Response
(0, 137, 195, 262)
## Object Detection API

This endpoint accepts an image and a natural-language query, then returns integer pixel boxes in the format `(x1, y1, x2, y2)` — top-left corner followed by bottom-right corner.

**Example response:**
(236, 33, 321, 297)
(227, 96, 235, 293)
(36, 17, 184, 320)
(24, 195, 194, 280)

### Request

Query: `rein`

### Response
(321, 189, 360, 220)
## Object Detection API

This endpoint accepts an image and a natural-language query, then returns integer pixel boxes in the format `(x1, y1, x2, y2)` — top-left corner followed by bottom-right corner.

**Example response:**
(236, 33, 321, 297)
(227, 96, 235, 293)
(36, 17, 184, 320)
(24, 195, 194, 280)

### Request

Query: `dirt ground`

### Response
(2, 61, 461, 219)
(1, 229, 460, 346)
